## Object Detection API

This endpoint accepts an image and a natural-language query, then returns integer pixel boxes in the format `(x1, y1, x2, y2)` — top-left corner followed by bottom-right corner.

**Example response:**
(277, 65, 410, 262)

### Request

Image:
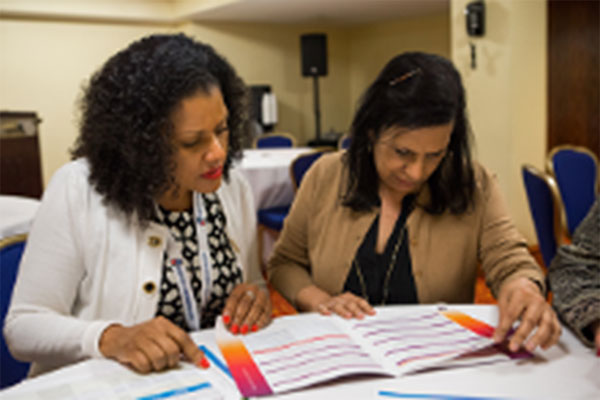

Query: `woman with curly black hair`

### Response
(5, 33, 271, 376)
(268, 52, 561, 354)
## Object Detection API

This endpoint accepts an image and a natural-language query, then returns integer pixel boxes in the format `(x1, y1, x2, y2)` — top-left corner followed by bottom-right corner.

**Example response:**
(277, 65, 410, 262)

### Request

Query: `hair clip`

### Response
(389, 68, 422, 86)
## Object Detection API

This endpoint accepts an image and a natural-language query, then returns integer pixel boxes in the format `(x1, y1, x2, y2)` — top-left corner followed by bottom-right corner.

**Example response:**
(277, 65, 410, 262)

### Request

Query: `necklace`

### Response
(352, 225, 406, 305)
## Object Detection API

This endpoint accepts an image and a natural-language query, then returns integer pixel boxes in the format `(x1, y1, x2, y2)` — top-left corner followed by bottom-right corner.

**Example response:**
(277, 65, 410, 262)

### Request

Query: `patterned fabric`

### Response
(548, 196, 600, 347)
(154, 193, 243, 329)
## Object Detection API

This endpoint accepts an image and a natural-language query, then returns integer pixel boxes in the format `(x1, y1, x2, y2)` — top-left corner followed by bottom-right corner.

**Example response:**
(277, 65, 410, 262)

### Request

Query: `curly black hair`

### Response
(71, 33, 249, 224)
(342, 52, 475, 215)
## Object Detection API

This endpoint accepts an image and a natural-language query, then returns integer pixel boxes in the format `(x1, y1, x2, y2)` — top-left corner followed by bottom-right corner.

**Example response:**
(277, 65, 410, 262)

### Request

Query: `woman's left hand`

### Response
(494, 277, 561, 352)
(221, 283, 272, 334)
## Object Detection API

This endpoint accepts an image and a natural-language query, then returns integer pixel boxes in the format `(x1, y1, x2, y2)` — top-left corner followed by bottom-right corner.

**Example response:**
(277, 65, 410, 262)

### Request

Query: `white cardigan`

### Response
(4, 159, 260, 376)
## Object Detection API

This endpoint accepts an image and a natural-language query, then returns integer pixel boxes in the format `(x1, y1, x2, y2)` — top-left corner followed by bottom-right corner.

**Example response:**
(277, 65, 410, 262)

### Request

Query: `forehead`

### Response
(171, 87, 227, 134)
(378, 123, 453, 151)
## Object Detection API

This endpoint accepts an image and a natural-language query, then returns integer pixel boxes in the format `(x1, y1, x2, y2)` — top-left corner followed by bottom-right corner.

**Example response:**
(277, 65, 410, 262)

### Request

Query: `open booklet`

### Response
(216, 305, 531, 397)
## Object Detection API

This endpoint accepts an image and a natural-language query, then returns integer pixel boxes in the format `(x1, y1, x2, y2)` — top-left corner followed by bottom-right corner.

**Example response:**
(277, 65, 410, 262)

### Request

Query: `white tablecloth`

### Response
(235, 147, 313, 212)
(0, 195, 40, 241)
(2, 305, 598, 400)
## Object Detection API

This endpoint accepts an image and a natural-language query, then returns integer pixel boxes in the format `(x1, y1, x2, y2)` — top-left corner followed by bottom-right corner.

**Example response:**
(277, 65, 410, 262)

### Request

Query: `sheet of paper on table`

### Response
(0, 332, 241, 400)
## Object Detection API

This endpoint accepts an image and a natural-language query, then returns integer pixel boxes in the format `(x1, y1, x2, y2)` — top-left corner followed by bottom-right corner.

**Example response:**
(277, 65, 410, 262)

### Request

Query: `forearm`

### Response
(553, 296, 600, 347)
(548, 249, 600, 347)
(4, 309, 116, 366)
(267, 260, 314, 307)
(295, 285, 333, 312)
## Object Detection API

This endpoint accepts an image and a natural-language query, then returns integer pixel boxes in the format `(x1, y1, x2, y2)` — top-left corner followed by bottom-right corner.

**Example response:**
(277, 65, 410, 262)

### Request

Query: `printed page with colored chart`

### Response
(216, 305, 505, 397)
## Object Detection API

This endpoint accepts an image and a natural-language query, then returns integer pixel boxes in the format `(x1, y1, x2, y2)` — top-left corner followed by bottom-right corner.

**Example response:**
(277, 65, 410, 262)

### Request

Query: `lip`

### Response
(394, 177, 419, 191)
(201, 167, 223, 180)
(395, 176, 415, 187)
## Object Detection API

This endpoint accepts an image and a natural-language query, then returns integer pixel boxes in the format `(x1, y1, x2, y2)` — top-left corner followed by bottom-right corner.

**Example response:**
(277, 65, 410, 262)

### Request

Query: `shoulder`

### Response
(218, 168, 254, 214)
(472, 161, 493, 186)
(220, 168, 251, 199)
(303, 150, 346, 184)
(471, 160, 497, 200)
(44, 158, 93, 198)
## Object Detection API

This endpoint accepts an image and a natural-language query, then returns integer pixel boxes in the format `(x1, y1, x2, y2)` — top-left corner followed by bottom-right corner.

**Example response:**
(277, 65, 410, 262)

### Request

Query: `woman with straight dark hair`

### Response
(5, 33, 271, 377)
(268, 52, 560, 354)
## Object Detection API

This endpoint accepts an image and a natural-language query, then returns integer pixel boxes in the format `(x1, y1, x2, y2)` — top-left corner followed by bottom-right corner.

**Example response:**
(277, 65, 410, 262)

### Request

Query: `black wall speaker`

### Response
(301, 34, 327, 77)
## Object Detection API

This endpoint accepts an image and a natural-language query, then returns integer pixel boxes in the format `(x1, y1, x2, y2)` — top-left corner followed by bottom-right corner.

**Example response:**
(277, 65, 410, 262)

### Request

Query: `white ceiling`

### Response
(188, 0, 449, 25)
(0, 0, 449, 25)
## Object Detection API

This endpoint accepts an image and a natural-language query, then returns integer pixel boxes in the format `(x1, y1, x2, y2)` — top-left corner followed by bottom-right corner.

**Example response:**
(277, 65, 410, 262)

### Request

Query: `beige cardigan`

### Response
(267, 151, 544, 307)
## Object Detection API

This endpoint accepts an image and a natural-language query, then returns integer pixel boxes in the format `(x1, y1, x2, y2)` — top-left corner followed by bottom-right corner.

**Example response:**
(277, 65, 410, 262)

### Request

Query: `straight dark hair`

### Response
(342, 52, 475, 214)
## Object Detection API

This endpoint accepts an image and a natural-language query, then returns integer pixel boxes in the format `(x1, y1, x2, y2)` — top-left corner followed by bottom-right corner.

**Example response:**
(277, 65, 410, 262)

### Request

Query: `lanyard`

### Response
(165, 193, 213, 331)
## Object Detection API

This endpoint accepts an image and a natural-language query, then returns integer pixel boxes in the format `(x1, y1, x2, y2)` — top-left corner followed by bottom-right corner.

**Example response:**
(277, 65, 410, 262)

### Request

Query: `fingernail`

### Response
(223, 315, 231, 325)
(596, 348, 600, 357)
(525, 344, 533, 352)
(241, 324, 249, 334)
(231, 324, 239, 334)
(251, 324, 258, 332)
(198, 357, 210, 369)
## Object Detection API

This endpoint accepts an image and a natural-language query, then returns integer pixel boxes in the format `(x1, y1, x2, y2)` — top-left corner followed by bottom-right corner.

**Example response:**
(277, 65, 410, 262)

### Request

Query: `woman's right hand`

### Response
(316, 292, 375, 319)
(99, 316, 208, 373)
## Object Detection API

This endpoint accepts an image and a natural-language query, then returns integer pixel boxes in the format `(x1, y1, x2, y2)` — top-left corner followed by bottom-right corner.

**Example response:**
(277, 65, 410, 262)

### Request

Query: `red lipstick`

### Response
(201, 167, 223, 180)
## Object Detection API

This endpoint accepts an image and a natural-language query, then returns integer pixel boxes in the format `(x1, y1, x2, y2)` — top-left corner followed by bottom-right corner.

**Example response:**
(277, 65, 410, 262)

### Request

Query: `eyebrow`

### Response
(427, 148, 446, 155)
(393, 146, 447, 156)
(179, 116, 229, 136)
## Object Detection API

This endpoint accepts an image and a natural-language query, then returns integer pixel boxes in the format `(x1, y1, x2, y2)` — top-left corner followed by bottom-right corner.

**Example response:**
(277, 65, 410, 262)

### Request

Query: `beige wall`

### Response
(451, 0, 547, 242)
(348, 13, 450, 111)
(182, 22, 353, 145)
(0, 11, 450, 188)
(1, 2, 544, 243)
(0, 18, 174, 185)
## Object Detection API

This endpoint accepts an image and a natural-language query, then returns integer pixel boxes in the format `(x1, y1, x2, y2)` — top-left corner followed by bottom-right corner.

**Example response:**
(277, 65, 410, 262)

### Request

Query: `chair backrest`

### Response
(338, 134, 351, 150)
(522, 165, 567, 268)
(0, 234, 30, 389)
(253, 133, 296, 149)
(290, 150, 327, 191)
(546, 145, 599, 236)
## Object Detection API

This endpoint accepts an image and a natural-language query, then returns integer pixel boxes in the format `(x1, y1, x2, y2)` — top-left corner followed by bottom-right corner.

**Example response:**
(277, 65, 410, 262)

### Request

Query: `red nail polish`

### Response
(596, 348, 600, 357)
(198, 357, 210, 369)
(251, 324, 258, 332)
(223, 315, 231, 324)
(231, 324, 239, 334)
(241, 324, 249, 334)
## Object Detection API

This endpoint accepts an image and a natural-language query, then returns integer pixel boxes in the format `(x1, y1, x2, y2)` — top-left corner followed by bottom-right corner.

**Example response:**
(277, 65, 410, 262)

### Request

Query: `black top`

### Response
(343, 197, 418, 305)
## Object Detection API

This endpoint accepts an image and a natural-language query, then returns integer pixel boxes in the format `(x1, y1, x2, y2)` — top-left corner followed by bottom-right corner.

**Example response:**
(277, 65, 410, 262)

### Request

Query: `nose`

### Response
(404, 157, 426, 182)
(204, 134, 226, 163)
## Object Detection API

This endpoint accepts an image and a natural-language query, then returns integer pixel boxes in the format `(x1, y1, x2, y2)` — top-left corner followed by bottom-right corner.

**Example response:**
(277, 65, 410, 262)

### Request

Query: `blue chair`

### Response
(254, 133, 296, 149)
(1, 234, 30, 389)
(257, 206, 290, 233)
(338, 134, 351, 150)
(256, 150, 328, 276)
(290, 150, 327, 191)
(546, 145, 598, 237)
(522, 165, 567, 268)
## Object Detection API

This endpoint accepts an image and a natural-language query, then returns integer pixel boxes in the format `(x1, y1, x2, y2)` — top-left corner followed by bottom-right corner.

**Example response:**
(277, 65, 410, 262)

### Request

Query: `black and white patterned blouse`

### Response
(154, 193, 243, 329)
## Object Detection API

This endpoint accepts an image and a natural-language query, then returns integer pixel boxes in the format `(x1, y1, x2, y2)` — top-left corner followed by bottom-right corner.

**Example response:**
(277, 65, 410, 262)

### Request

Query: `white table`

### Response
(235, 147, 313, 212)
(1, 305, 598, 400)
(0, 195, 40, 241)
